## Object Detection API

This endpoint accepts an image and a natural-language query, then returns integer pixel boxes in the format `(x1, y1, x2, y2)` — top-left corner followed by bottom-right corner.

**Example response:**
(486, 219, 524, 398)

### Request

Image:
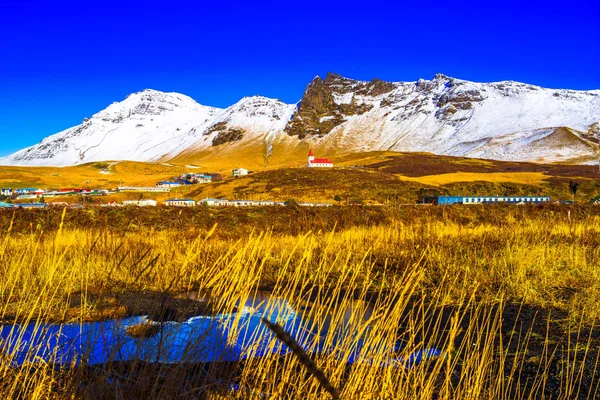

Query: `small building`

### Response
(16, 203, 46, 209)
(164, 198, 196, 207)
(255, 200, 276, 206)
(156, 181, 182, 188)
(122, 200, 157, 207)
(230, 200, 255, 207)
(15, 188, 40, 195)
(1, 188, 13, 196)
(197, 198, 229, 206)
(118, 186, 171, 193)
(232, 168, 248, 177)
(101, 201, 122, 207)
(59, 188, 91, 194)
(182, 173, 212, 183)
(419, 196, 551, 205)
(307, 148, 333, 168)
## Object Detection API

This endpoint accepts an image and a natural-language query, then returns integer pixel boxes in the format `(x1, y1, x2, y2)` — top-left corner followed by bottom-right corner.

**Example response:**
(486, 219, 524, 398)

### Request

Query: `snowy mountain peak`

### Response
(433, 73, 451, 80)
(204, 96, 296, 144)
(94, 89, 212, 123)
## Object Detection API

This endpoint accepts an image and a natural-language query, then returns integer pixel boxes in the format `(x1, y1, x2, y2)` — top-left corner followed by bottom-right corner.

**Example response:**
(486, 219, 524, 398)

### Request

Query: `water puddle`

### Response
(1, 291, 440, 367)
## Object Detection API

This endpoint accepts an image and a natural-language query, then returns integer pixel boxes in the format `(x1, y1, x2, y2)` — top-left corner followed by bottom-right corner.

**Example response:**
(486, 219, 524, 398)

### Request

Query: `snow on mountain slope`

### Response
(1, 73, 599, 166)
(190, 96, 296, 148)
(285, 73, 600, 164)
(0, 91, 296, 166)
(0, 90, 221, 166)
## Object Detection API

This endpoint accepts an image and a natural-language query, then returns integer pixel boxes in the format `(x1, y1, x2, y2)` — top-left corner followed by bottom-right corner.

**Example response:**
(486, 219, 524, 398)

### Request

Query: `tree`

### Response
(284, 198, 299, 207)
(569, 181, 579, 202)
(284, 198, 300, 212)
(210, 174, 223, 182)
(333, 194, 342, 203)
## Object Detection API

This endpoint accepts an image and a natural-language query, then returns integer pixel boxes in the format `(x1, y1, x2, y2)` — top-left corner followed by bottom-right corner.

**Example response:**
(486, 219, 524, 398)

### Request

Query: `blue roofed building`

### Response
(419, 196, 551, 205)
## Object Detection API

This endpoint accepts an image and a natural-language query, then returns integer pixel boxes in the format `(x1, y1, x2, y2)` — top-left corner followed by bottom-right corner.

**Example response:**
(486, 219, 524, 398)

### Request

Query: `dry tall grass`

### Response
(0, 208, 599, 398)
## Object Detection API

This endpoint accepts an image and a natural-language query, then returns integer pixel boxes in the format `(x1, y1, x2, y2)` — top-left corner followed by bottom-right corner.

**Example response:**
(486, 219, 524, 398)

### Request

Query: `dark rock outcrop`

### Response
(207, 122, 245, 146)
(285, 76, 344, 138)
(285, 73, 396, 138)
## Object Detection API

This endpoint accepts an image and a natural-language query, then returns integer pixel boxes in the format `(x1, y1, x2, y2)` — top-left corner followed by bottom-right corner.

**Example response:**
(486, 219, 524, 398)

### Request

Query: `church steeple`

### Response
(308, 148, 315, 166)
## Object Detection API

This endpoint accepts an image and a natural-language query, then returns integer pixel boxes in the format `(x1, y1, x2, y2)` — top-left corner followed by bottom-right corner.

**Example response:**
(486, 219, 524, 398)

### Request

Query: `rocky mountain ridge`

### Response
(2, 73, 599, 166)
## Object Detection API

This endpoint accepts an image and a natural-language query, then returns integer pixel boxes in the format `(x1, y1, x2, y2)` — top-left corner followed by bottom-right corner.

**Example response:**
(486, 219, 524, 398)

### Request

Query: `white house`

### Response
(255, 201, 276, 206)
(197, 198, 230, 206)
(118, 186, 171, 193)
(101, 201, 123, 207)
(1, 188, 13, 196)
(307, 148, 333, 168)
(15, 188, 43, 195)
(182, 173, 212, 183)
(232, 168, 248, 177)
(164, 198, 196, 207)
(230, 200, 255, 207)
(122, 200, 157, 207)
(195, 177, 212, 184)
(156, 181, 182, 188)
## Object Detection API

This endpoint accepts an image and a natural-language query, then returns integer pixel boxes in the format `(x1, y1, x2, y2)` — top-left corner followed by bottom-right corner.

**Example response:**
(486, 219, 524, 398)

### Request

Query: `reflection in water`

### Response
(1, 291, 440, 367)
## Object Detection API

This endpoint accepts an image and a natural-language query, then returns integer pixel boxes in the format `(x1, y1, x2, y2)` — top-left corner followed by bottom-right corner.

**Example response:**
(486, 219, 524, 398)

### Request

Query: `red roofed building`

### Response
(307, 148, 333, 168)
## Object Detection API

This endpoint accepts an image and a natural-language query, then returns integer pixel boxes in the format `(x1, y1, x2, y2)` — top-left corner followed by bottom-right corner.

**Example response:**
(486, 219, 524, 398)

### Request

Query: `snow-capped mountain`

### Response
(0, 90, 294, 166)
(1, 73, 599, 166)
(285, 73, 600, 164)
(0, 90, 220, 166)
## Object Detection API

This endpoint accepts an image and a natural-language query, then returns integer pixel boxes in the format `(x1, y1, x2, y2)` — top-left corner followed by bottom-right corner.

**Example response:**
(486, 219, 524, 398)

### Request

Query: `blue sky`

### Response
(0, 0, 599, 156)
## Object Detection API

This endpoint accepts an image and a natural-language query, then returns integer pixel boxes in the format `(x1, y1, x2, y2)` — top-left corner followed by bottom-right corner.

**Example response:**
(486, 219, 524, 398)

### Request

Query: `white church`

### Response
(307, 148, 333, 168)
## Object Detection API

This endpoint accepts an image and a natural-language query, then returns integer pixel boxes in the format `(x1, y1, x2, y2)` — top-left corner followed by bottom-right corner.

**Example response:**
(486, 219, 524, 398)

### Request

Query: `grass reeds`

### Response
(0, 206, 599, 398)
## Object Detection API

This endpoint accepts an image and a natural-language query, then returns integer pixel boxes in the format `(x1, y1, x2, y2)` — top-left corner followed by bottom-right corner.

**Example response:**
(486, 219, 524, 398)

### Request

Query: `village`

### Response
(0, 149, 338, 209)
(1, 149, 599, 209)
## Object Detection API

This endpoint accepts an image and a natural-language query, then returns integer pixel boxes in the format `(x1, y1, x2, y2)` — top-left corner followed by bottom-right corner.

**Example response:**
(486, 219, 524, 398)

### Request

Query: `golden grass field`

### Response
(395, 171, 549, 186)
(2, 151, 599, 205)
(1, 205, 599, 399)
(0, 161, 188, 189)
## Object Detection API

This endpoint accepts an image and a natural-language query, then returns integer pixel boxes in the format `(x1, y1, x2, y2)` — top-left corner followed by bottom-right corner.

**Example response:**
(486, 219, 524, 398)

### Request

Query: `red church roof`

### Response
(308, 148, 332, 164)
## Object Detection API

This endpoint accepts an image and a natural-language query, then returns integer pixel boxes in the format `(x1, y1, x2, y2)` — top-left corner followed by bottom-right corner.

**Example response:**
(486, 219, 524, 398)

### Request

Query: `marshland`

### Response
(0, 205, 599, 399)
